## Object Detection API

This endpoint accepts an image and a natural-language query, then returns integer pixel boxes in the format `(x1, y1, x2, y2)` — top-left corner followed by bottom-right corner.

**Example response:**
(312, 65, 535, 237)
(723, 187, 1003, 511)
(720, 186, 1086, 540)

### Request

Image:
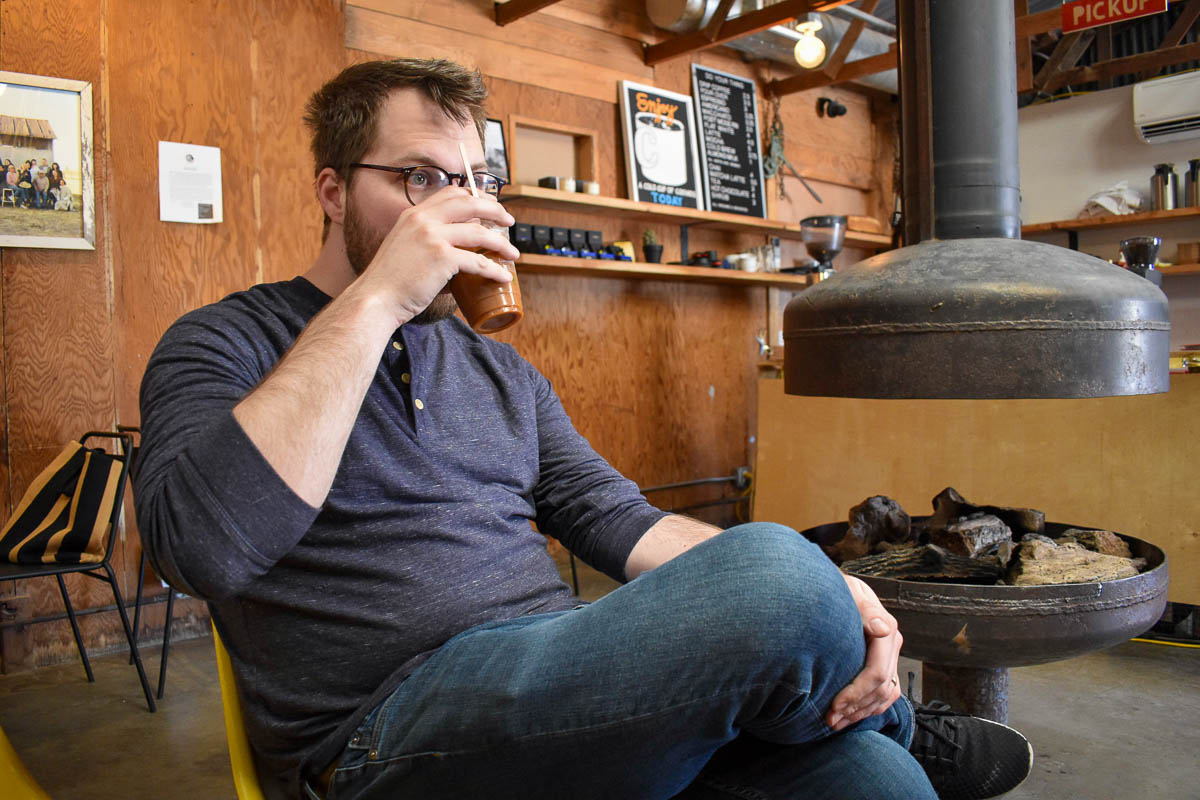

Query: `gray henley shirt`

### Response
(134, 277, 667, 794)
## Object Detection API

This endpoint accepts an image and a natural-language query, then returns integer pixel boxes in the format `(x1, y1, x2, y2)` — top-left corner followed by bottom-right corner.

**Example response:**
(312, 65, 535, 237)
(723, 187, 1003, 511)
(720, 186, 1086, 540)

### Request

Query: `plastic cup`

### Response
(450, 220, 523, 334)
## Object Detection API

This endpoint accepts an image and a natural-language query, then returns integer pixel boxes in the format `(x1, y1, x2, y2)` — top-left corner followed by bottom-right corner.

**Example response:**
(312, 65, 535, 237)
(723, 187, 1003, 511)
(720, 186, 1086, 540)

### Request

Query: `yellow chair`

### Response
(0, 724, 51, 800)
(213, 623, 267, 800)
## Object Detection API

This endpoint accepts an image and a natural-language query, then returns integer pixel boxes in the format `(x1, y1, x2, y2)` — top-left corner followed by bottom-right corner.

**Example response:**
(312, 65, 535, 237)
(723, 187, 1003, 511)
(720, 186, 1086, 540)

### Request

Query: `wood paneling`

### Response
(355, 0, 653, 78)
(250, 2, 347, 285)
(1, 0, 888, 666)
(346, 5, 645, 103)
(544, 0, 660, 41)
(1, 0, 342, 665)
(0, 0, 116, 660)
(754, 376, 1200, 605)
(108, 0, 257, 403)
(499, 273, 761, 486)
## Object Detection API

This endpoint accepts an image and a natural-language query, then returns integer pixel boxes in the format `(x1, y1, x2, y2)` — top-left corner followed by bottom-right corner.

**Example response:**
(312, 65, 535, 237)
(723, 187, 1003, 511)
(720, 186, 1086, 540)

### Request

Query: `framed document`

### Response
(483, 118, 509, 183)
(619, 80, 703, 210)
(691, 64, 767, 218)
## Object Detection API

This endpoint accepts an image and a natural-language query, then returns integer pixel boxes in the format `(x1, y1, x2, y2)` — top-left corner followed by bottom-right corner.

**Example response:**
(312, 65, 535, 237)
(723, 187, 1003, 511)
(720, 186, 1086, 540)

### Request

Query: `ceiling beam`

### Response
(1015, 7, 1061, 38)
(822, 0, 879, 77)
(654, 0, 1195, 93)
(1034, 30, 1096, 92)
(1015, 0, 1034, 93)
(1094, 24, 1114, 90)
(767, 47, 897, 95)
(493, 0, 564, 26)
(642, 0, 858, 65)
(703, 0, 738, 40)
(1138, 0, 1200, 80)
(1057, 39, 1200, 85)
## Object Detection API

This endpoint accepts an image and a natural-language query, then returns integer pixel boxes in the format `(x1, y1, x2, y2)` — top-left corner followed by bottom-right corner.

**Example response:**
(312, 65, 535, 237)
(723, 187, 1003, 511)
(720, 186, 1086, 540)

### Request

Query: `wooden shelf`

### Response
(1021, 206, 1200, 235)
(501, 184, 893, 250)
(1159, 263, 1200, 276)
(515, 252, 817, 288)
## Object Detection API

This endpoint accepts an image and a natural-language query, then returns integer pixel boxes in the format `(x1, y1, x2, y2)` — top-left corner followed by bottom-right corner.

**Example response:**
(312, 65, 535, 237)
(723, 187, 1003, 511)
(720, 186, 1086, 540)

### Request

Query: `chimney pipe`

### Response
(783, 0, 1169, 399)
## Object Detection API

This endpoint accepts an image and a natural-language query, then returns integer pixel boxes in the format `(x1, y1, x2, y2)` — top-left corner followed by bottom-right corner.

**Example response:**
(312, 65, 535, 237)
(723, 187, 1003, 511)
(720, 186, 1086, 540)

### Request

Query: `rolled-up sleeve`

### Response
(528, 364, 667, 581)
(134, 314, 319, 601)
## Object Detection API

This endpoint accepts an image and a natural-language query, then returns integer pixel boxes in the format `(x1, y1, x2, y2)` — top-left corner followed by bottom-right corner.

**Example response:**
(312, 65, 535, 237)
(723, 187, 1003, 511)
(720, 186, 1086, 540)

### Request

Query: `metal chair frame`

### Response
(0, 431, 156, 712)
(213, 623, 267, 800)
(118, 425, 176, 700)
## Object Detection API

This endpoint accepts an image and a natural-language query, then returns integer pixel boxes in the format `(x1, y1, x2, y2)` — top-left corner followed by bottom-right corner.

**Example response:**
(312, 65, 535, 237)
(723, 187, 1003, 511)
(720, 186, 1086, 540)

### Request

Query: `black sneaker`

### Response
(909, 697, 1033, 799)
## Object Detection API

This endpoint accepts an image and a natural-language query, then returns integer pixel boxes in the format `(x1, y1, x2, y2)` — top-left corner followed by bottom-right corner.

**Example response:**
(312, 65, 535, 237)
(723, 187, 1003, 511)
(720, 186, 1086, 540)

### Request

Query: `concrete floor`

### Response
(1, 633, 1197, 799)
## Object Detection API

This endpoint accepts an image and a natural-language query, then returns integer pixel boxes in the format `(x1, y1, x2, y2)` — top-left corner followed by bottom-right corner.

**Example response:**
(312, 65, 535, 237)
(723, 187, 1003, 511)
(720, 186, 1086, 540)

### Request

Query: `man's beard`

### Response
(343, 195, 458, 325)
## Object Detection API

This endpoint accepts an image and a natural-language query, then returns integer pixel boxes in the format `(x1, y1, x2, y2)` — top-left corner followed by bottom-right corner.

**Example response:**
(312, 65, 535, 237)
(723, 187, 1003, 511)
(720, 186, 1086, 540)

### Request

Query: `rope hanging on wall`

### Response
(762, 95, 822, 204)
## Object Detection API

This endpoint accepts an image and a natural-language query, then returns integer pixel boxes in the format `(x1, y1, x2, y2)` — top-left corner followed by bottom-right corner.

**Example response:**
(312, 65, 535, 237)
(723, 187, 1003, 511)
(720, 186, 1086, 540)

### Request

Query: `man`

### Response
(135, 58, 1032, 800)
(32, 169, 50, 209)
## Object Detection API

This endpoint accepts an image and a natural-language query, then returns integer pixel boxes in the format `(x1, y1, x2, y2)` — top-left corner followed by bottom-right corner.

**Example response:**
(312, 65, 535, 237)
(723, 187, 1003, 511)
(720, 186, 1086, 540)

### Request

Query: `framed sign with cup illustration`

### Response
(619, 80, 703, 210)
(0, 70, 95, 250)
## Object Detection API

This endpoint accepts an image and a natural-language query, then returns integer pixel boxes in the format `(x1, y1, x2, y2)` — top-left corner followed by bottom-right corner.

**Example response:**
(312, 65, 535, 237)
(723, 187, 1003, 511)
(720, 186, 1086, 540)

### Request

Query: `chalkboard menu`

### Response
(691, 64, 767, 218)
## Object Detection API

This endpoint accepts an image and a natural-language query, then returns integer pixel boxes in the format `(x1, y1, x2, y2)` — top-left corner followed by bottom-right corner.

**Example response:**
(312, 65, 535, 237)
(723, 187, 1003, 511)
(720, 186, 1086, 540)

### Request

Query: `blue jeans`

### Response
(320, 523, 935, 800)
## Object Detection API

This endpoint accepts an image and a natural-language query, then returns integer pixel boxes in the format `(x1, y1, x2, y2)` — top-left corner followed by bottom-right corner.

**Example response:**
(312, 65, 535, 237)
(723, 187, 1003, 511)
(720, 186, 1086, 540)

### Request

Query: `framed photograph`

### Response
(0, 71, 95, 250)
(483, 118, 509, 183)
(619, 80, 703, 210)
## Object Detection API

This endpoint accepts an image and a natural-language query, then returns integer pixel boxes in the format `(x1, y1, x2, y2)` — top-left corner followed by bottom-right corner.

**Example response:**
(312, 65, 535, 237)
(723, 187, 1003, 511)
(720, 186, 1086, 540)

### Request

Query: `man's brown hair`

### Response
(303, 58, 489, 237)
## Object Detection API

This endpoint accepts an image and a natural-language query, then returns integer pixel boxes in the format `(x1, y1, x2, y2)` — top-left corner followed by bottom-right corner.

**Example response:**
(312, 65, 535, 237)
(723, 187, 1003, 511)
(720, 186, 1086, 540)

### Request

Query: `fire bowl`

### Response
(800, 520, 1168, 669)
(801, 519, 1167, 722)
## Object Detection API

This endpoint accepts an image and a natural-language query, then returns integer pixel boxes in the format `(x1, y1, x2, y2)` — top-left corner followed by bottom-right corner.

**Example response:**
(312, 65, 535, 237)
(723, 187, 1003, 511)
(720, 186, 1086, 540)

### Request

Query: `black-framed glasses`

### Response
(348, 163, 506, 205)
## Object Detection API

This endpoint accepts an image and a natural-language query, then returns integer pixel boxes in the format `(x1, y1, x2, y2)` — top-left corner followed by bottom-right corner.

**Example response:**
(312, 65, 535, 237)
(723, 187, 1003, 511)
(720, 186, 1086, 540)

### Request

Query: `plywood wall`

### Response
(0, 0, 893, 665)
(344, 0, 895, 488)
(0, 0, 344, 667)
(754, 376, 1200, 605)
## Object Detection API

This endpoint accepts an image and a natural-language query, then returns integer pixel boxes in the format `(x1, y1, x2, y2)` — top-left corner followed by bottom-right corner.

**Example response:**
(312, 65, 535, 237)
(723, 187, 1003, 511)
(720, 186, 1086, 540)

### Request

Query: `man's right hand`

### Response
(354, 187, 518, 326)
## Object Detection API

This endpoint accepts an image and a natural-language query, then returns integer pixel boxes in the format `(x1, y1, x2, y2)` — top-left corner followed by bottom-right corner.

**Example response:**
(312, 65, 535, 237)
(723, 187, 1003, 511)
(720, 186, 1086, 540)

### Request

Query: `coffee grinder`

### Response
(800, 215, 847, 278)
(1120, 236, 1164, 288)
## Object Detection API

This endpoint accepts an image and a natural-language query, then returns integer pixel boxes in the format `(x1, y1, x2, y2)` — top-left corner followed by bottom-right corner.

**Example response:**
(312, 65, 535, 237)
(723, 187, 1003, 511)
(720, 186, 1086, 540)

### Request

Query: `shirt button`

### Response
(401, 372, 411, 384)
(414, 398, 425, 410)
(392, 341, 403, 351)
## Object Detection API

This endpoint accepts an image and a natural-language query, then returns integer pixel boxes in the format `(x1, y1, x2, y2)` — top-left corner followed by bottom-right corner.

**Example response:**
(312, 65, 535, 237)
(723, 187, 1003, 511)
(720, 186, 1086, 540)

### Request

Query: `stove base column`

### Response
(921, 663, 1010, 724)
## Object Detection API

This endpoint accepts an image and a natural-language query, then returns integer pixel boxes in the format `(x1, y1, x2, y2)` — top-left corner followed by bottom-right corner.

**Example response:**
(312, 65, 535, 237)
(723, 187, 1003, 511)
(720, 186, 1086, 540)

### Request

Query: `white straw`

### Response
(459, 142, 479, 197)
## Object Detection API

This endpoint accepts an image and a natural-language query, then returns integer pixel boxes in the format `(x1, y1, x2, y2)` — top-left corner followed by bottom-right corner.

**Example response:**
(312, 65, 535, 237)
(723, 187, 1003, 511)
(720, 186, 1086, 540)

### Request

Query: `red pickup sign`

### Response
(1061, 0, 1168, 33)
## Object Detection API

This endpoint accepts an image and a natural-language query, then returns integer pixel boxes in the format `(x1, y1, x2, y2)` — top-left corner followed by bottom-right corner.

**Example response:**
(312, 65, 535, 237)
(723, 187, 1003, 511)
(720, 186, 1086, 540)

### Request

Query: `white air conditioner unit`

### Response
(1133, 71, 1200, 145)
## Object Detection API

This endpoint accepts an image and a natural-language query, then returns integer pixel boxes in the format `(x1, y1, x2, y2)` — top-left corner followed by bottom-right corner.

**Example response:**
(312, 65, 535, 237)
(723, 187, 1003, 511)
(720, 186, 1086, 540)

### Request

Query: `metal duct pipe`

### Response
(782, 0, 1170, 399)
(929, 0, 1021, 239)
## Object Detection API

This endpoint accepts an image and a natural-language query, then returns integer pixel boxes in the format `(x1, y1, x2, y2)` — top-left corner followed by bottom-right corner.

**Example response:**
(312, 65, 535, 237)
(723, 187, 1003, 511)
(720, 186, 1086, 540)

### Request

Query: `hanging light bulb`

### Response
(793, 20, 826, 69)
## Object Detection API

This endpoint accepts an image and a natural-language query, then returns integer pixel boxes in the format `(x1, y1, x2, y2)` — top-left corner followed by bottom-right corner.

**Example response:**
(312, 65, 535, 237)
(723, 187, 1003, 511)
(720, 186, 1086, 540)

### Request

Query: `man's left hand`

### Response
(826, 573, 903, 731)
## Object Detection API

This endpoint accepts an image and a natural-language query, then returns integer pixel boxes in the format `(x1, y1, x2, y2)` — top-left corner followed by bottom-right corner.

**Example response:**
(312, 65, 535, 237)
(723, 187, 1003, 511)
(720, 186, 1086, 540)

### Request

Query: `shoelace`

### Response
(907, 672, 965, 771)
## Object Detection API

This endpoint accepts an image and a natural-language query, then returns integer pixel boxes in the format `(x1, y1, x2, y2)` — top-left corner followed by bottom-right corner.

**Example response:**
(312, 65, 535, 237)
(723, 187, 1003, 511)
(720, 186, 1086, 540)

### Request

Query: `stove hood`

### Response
(782, 0, 1170, 399)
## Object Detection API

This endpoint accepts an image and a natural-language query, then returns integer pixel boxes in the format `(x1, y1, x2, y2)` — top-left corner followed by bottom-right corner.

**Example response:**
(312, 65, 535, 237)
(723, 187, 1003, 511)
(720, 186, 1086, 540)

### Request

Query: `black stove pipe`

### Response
(929, 0, 1022, 240)
(900, 0, 1022, 242)
(783, 0, 1169, 399)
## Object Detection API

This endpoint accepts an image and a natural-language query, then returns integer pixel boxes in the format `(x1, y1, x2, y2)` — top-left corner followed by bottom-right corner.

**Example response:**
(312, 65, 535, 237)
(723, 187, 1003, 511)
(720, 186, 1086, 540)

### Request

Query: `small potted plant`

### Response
(642, 229, 663, 263)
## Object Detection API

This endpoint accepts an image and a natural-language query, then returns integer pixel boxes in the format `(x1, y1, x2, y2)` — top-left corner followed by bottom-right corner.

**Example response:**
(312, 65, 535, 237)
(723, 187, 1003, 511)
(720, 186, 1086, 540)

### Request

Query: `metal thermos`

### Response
(1185, 159, 1200, 207)
(1150, 163, 1178, 211)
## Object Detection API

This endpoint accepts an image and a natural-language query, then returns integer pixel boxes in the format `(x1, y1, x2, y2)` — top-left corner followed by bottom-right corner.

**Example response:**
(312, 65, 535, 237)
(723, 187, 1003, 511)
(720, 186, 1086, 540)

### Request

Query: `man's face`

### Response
(342, 88, 486, 325)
